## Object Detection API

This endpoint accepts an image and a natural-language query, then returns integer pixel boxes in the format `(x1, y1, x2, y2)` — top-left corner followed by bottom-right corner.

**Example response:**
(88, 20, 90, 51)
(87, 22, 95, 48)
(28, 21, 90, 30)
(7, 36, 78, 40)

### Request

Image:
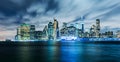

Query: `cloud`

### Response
(0, 0, 120, 40)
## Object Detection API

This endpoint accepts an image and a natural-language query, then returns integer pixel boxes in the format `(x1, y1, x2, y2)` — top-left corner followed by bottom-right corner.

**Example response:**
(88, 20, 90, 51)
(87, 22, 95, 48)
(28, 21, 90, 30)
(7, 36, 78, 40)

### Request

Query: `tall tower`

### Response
(80, 16, 84, 33)
(80, 16, 85, 37)
(75, 23, 79, 37)
(90, 25, 96, 37)
(48, 22, 54, 40)
(96, 19, 100, 37)
(81, 23, 84, 33)
(30, 25, 35, 40)
(53, 19, 59, 40)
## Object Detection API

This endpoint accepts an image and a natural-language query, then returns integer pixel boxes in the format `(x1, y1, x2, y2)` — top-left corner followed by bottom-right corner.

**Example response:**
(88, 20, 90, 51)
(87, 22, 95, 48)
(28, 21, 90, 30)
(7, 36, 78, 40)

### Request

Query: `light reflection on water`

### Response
(0, 43, 120, 62)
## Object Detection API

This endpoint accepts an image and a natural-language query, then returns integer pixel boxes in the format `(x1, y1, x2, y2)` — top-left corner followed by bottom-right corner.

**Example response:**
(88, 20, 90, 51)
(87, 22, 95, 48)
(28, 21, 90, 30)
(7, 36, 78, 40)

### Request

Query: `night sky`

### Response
(0, 0, 120, 40)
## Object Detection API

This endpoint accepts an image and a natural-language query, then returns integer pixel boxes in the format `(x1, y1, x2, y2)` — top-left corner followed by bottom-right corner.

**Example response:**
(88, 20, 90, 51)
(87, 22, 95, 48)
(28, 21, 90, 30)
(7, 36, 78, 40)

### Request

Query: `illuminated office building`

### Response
(80, 23, 85, 37)
(75, 16, 85, 37)
(104, 31, 113, 38)
(16, 27, 21, 40)
(89, 19, 101, 38)
(80, 16, 85, 33)
(81, 23, 84, 33)
(42, 25, 48, 40)
(16, 23, 36, 40)
(75, 23, 79, 37)
(78, 29, 82, 37)
(60, 25, 78, 40)
(30, 25, 35, 40)
(20, 23, 31, 40)
(53, 19, 59, 40)
(34, 31, 43, 40)
(15, 18, 119, 41)
(116, 30, 120, 38)
(16, 23, 31, 40)
(84, 32, 90, 37)
(48, 22, 54, 40)
(60, 24, 77, 37)
(90, 25, 96, 37)
(95, 19, 100, 37)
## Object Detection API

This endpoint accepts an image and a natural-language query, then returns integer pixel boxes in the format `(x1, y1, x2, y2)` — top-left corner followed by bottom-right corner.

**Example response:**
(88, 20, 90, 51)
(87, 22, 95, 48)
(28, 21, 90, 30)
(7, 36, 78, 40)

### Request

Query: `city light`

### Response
(61, 36, 77, 41)
(14, 18, 120, 42)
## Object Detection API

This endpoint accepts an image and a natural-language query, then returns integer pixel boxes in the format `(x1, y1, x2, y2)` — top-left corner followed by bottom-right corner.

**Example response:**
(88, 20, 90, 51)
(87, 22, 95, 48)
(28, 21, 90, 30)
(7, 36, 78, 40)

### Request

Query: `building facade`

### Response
(53, 19, 59, 40)
(16, 23, 31, 40)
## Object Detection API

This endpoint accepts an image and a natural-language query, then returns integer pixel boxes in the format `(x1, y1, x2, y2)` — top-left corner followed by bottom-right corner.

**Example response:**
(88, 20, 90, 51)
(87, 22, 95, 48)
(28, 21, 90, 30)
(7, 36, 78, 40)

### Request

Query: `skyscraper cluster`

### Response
(15, 23, 35, 40)
(47, 19, 59, 40)
(15, 18, 119, 41)
(15, 19, 59, 41)
(89, 19, 100, 38)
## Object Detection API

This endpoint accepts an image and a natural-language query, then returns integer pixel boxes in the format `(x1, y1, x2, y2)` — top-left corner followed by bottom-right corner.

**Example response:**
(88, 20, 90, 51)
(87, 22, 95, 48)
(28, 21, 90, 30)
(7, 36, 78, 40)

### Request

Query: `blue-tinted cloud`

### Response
(0, 0, 120, 40)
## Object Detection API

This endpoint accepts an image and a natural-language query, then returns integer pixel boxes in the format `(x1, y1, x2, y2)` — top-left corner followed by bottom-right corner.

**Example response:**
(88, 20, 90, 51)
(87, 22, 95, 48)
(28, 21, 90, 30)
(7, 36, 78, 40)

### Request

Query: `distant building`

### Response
(42, 26, 48, 40)
(89, 19, 101, 38)
(78, 29, 82, 37)
(53, 19, 59, 40)
(90, 25, 96, 37)
(15, 18, 118, 41)
(63, 22, 67, 28)
(34, 31, 43, 40)
(48, 22, 54, 40)
(16, 27, 21, 40)
(95, 19, 100, 37)
(81, 23, 84, 33)
(16, 23, 36, 41)
(30, 25, 35, 40)
(116, 30, 120, 38)
(100, 31, 113, 38)
(75, 23, 79, 37)
(16, 23, 31, 40)
(60, 25, 77, 37)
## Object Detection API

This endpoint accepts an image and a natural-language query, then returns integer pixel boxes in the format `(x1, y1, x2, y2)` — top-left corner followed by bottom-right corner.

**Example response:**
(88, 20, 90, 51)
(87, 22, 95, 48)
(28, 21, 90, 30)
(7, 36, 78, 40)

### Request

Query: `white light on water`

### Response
(61, 36, 77, 40)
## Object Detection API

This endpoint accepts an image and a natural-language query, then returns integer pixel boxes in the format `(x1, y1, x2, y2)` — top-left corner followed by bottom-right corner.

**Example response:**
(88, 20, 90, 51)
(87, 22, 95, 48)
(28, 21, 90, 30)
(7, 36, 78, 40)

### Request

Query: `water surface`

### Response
(0, 43, 120, 62)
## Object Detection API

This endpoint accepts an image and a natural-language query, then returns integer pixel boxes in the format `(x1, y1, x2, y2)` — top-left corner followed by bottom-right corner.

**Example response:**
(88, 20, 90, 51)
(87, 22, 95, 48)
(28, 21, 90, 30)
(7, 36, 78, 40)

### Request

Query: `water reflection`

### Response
(17, 47, 31, 62)
(60, 46, 82, 62)
(1, 44, 120, 62)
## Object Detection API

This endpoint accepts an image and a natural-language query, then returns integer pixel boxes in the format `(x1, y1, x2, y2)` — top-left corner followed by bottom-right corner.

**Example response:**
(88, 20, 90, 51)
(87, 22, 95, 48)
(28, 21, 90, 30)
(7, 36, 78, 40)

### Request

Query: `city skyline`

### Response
(15, 19, 120, 41)
(0, 0, 120, 40)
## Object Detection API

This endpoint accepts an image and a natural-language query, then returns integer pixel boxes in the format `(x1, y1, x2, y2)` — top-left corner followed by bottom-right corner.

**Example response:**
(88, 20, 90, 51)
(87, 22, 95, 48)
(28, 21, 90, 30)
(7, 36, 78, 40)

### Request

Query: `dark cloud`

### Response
(0, 0, 61, 31)
(0, 0, 49, 16)
(45, 0, 59, 13)
(0, 0, 120, 40)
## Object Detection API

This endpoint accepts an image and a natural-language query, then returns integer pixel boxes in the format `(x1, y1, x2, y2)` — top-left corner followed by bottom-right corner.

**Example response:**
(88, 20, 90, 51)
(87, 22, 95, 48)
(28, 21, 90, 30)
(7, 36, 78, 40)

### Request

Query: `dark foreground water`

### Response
(0, 43, 120, 62)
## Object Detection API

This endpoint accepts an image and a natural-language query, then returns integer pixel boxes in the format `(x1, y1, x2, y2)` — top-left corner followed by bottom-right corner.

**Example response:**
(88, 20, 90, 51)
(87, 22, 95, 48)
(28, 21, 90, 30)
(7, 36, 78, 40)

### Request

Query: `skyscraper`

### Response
(21, 23, 31, 40)
(81, 23, 84, 33)
(48, 22, 54, 40)
(30, 25, 35, 40)
(75, 23, 79, 37)
(96, 19, 100, 37)
(116, 30, 120, 38)
(90, 25, 96, 37)
(34, 31, 43, 40)
(53, 19, 59, 40)
(16, 23, 31, 40)
(16, 27, 21, 40)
